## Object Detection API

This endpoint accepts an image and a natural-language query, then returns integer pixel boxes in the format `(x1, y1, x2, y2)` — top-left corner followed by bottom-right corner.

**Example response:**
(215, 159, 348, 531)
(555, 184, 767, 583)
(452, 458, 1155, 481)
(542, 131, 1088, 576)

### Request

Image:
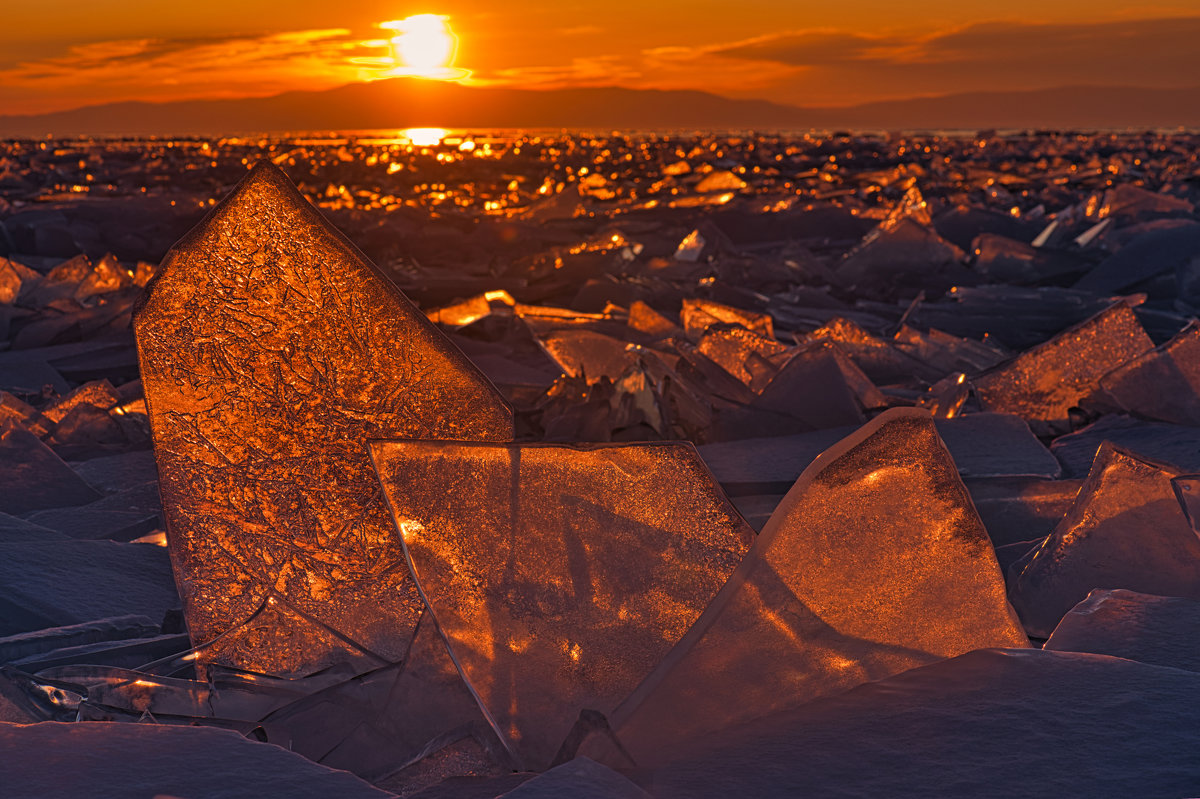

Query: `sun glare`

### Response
(403, 127, 447, 146)
(380, 15, 469, 80)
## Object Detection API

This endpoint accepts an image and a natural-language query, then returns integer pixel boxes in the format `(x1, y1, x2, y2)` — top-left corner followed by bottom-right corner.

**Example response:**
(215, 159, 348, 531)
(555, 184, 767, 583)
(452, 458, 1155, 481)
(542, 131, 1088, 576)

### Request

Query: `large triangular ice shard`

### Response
(134, 162, 514, 677)
(1008, 443, 1200, 637)
(972, 303, 1152, 433)
(368, 440, 755, 770)
(603, 409, 1027, 765)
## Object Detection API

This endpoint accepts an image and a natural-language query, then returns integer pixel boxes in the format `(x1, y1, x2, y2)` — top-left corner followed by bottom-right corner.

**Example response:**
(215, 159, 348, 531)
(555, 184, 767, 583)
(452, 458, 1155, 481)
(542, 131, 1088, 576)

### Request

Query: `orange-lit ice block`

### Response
(134, 162, 513, 676)
(604, 408, 1028, 765)
(369, 440, 754, 769)
(973, 302, 1152, 432)
(1009, 443, 1200, 637)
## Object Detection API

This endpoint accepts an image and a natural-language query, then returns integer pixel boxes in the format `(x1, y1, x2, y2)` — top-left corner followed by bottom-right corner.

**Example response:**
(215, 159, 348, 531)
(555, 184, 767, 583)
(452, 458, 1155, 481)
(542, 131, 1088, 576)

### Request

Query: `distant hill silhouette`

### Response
(2, 79, 1199, 136)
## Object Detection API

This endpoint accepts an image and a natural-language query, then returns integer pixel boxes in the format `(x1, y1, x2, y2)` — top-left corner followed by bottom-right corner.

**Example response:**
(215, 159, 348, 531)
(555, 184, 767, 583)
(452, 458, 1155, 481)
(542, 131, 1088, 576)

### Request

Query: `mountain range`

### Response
(2, 79, 1199, 136)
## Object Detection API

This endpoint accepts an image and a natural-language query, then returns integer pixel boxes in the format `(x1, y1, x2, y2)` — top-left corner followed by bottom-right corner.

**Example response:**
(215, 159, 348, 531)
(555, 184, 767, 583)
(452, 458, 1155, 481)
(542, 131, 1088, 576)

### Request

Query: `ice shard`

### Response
(258, 610, 498, 781)
(0, 420, 102, 515)
(839, 218, 965, 293)
(1044, 589, 1200, 673)
(1008, 443, 1200, 637)
(748, 341, 874, 428)
(134, 162, 514, 676)
(809, 316, 939, 384)
(696, 324, 792, 390)
(680, 299, 773, 340)
(1098, 322, 1200, 426)
(973, 303, 1152, 432)
(537, 329, 639, 382)
(369, 440, 754, 769)
(603, 409, 1027, 764)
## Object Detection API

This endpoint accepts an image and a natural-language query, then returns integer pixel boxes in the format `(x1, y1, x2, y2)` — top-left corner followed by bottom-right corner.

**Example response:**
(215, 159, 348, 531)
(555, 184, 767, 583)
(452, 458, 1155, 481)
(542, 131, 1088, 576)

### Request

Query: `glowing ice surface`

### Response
(134, 162, 513, 676)
(605, 409, 1027, 764)
(973, 303, 1152, 431)
(1009, 443, 1200, 637)
(370, 439, 754, 769)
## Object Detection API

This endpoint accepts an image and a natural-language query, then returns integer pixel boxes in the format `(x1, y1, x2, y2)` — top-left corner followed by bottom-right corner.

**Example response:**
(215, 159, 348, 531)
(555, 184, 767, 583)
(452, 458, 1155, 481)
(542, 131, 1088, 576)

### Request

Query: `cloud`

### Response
(676, 15, 1200, 105)
(467, 55, 643, 89)
(713, 30, 907, 66)
(0, 29, 378, 115)
(558, 26, 603, 36)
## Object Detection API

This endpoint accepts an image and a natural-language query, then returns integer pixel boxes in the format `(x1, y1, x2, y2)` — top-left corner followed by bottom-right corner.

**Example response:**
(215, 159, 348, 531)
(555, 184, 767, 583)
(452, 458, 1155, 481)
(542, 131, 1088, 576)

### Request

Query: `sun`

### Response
(379, 15, 469, 80)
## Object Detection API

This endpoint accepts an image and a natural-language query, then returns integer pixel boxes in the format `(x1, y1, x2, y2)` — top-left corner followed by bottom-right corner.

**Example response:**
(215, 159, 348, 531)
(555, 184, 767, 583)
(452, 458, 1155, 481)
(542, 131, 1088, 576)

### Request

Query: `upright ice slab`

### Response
(605, 408, 1027, 764)
(134, 162, 514, 675)
(369, 440, 755, 770)
(1008, 443, 1200, 637)
(1099, 322, 1200, 425)
(973, 303, 1151, 432)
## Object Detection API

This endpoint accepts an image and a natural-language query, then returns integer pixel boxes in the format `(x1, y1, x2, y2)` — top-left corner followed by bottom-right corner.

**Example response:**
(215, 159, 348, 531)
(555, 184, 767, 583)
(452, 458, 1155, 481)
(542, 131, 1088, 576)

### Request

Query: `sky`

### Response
(2, 1, 1199, 115)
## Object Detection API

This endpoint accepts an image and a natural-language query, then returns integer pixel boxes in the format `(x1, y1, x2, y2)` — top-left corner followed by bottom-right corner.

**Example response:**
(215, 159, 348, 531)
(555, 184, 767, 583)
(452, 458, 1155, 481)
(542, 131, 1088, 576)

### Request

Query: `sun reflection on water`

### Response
(403, 127, 448, 146)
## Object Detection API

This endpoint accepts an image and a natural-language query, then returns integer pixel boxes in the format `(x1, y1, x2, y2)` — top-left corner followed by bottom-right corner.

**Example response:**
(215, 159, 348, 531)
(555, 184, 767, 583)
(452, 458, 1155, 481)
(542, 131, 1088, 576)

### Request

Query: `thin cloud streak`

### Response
(702, 16, 1200, 104)
(0, 29, 379, 115)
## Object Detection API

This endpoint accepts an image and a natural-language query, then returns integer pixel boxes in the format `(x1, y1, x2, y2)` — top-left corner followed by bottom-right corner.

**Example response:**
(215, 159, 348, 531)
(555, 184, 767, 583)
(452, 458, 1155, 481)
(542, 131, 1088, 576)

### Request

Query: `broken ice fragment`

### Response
(134, 162, 514, 676)
(626, 301, 681, 340)
(1008, 443, 1200, 638)
(605, 409, 1027, 765)
(839, 218, 965, 292)
(973, 303, 1152, 432)
(0, 420, 101, 515)
(1074, 223, 1200, 294)
(0, 258, 21, 305)
(1098, 322, 1200, 425)
(40, 380, 121, 424)
(968, 478, 1081, 547)
(673, 230, 706, 262)
(427, 290, 516, 328)
(1099, 183, 1194, 222)
(258, 610, 496, 781)
(1045, 589, 1200, 673)
(696, 324, 792, 391)
(918, 372, 969, 418)
(369, 440, 754, 770)
(1050, 415, 1200, 478)
(0, 615, 160, 664)
(0, 512, 66, 544)
(809, 317, 938, 384)
(748, 341, 875, 428)
(680, 298, 773, 340)
(537, 329, 639, 383)
(694, 170, 747, 194)
(893, 325, 1008, 375)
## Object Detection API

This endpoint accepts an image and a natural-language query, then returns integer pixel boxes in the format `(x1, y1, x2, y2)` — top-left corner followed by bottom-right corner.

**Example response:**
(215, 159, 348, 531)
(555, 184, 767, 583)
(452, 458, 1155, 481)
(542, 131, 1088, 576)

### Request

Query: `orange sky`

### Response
(3, 1, 1199, 115)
